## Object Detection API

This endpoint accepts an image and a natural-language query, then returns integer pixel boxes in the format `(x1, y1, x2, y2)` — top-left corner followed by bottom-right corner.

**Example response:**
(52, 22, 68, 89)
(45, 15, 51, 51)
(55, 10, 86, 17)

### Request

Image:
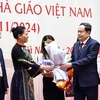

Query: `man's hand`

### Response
(60, 63, 72, 71)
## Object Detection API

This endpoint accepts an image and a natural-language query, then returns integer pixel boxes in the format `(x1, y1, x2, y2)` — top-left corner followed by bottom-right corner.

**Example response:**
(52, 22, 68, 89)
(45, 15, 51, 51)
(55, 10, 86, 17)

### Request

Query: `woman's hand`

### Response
(42, 71, 54, 78)
(5, 88, 9, 94)
(40, 65, 54, 72)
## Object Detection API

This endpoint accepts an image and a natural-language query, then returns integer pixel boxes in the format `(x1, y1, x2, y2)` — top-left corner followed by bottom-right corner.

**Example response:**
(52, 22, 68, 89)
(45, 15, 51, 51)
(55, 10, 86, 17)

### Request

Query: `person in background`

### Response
(10, 26, 53, 100)
(37, 35, 65, 100)
(61, 23, 100, 100)
(0, 32, 9, 100)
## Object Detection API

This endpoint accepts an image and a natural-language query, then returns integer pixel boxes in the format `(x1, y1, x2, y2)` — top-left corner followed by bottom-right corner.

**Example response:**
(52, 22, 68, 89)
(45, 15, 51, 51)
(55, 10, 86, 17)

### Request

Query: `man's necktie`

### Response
(79, 43, 84, 52)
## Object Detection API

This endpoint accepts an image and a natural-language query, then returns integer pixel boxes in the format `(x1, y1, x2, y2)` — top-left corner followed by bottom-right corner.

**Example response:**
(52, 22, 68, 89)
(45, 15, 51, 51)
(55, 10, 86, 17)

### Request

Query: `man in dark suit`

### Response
(0, 33, 9, 100)
(61, 23, 100, 100)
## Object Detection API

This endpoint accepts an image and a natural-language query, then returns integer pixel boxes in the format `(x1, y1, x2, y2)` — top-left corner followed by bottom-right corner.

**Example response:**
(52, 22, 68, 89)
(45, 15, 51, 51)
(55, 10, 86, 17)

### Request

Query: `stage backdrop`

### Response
(0, 0, 100, 100)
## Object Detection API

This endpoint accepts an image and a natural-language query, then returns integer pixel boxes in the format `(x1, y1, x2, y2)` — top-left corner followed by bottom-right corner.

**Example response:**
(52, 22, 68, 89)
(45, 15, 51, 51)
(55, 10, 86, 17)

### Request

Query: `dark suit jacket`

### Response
(0, 48, 9, 92)
(71, 37, 100, 87)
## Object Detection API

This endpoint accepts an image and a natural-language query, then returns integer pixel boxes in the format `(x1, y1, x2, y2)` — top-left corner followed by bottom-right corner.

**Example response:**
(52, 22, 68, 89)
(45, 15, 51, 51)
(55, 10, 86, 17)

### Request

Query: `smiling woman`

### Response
(10, 26, 53, 100)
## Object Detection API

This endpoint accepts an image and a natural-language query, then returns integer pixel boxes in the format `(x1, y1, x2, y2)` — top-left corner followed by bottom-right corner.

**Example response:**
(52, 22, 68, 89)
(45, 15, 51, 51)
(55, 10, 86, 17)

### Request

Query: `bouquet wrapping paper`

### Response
(45, 41, 69, 83)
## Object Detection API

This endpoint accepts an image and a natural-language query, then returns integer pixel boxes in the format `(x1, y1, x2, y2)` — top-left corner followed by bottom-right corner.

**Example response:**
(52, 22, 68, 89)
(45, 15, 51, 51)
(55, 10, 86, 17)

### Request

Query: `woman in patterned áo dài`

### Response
(10, 26, 53, 100)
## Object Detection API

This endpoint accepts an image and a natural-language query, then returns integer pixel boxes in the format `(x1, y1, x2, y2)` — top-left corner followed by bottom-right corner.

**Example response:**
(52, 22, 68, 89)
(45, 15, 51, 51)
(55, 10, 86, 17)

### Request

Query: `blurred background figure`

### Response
(0, 31, 9, 100)
(37, 35, 65, 100)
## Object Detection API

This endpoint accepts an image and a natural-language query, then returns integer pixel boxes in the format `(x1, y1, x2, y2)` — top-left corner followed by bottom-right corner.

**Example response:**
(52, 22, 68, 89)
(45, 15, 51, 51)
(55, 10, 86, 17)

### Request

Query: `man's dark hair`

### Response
(80, 22, 92, 32)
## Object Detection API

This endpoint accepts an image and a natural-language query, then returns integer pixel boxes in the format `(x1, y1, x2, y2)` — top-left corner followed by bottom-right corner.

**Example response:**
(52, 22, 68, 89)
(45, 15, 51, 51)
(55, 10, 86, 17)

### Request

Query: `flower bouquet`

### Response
(45, 41, 70, 90)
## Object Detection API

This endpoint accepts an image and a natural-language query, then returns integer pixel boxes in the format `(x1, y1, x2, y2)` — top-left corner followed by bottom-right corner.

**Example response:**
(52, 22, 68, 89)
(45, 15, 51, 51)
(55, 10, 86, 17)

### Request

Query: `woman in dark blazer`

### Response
(0, 48, 9, 100)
